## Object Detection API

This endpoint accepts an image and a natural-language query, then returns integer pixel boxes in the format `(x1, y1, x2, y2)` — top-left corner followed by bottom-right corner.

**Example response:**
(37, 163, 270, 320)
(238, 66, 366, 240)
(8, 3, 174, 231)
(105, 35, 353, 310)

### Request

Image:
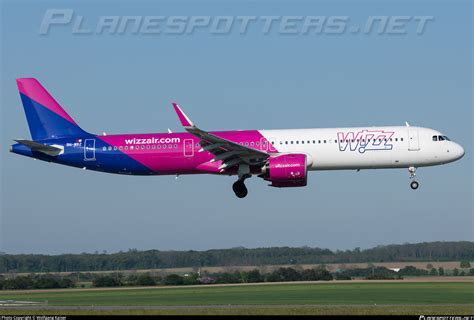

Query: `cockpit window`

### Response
(433, 135, 451, 142)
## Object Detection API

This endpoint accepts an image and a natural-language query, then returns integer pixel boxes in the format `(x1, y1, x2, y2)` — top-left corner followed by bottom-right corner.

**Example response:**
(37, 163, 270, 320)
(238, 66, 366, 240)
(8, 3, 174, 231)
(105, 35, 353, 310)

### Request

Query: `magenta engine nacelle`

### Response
(263, 154, 309, 188)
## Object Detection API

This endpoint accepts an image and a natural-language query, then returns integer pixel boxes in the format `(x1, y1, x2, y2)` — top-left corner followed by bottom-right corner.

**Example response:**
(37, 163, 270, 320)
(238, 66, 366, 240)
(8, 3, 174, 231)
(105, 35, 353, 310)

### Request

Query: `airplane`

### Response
(11, 78, 465, 198)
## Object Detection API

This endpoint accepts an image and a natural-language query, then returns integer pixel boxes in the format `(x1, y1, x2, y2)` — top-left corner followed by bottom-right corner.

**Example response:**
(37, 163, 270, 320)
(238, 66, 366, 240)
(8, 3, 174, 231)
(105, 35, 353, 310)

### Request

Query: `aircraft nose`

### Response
(452, 143, 465, 161)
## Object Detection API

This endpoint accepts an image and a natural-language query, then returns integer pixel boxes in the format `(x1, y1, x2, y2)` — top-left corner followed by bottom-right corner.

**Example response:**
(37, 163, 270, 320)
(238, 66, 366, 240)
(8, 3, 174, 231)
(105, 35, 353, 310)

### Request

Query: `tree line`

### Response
(0, 273, 75, 290)
(92, 266, 334, 288)
(2, 265, 473, 290)
(0, 241, 473, 273)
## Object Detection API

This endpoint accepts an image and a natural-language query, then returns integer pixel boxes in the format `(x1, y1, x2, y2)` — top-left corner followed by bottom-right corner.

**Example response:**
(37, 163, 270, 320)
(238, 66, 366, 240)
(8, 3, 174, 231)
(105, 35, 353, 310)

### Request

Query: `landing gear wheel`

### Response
(232, 181, 248, 198)
(408, 167, 419, 190)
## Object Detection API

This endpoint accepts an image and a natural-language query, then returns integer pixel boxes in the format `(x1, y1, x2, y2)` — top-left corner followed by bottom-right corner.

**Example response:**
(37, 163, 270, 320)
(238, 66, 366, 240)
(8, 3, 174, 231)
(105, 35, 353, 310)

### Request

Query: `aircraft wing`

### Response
(172, 103, 270, 171)
(14, 139, 64, 156)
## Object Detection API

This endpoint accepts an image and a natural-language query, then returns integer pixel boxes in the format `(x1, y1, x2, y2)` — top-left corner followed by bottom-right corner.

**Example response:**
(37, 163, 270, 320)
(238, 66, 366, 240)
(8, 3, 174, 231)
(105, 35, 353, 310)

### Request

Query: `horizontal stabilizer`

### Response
(14, 139, 64, 156)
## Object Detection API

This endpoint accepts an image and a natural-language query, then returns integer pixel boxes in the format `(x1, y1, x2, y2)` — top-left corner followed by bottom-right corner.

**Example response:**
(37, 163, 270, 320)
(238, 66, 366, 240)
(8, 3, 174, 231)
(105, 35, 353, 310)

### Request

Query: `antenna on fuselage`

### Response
(405, 121, 410, 127)
(168, 128, 172, 133)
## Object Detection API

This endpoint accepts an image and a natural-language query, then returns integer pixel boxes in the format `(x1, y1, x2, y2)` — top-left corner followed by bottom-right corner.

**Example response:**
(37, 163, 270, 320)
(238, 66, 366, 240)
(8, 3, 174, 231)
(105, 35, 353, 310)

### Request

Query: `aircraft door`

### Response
(260, 138, 268, 151)
(184, 139, 194, 157)
(84, 139, 96, 160)
(261, 137, 277, 152)
(408, 128, 420, 151)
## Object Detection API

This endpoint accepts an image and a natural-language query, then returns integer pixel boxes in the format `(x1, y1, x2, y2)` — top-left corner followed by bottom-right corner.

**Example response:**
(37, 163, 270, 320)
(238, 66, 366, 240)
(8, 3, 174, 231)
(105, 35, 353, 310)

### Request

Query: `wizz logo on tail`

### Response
(337, 130, 394, 153)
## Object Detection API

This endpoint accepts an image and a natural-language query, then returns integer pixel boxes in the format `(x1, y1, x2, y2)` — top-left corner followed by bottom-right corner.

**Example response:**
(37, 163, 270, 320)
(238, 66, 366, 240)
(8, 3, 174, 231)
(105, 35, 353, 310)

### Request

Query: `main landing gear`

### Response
(232, 164, 251, 198)
(408, 166, 419, 190)
(233, 179, 249, 198)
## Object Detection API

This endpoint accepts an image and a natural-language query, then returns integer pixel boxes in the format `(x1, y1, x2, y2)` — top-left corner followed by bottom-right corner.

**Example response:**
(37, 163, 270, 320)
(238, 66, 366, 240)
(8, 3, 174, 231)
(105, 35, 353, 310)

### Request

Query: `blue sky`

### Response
(1, 0, 472, 254)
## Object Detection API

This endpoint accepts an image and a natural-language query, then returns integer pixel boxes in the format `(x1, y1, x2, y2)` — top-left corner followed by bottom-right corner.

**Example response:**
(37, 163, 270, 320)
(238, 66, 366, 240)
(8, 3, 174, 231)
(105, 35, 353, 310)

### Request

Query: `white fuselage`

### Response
(260, 126, 464, 170)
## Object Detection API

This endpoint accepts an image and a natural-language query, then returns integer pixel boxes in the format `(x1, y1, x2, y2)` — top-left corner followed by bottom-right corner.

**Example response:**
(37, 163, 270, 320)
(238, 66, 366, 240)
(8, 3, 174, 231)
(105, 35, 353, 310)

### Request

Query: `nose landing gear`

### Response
(408, 166, 419, 190)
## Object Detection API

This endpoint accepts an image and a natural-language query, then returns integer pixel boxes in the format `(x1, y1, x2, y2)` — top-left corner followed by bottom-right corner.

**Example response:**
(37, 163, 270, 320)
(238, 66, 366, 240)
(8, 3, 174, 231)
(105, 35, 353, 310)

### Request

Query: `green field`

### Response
(0, 282, 473, 307)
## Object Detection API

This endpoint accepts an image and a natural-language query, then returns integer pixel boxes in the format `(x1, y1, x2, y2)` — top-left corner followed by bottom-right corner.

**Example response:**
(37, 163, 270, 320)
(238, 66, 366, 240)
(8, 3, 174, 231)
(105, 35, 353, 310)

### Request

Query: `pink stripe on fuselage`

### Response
(98, 133, 203, 174)
(97, 130, 277, 174)
(16, 78, 78, 125)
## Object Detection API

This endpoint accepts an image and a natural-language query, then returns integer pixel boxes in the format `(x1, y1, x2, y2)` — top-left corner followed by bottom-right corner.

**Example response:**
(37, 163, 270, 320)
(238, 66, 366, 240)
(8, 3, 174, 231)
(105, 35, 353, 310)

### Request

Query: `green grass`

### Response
(0, 282, 473, 307)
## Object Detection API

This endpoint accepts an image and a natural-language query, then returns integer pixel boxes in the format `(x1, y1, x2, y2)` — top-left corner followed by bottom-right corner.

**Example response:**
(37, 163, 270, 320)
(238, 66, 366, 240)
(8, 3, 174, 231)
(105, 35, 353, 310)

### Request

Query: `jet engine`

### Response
(260, 154, 310, 187)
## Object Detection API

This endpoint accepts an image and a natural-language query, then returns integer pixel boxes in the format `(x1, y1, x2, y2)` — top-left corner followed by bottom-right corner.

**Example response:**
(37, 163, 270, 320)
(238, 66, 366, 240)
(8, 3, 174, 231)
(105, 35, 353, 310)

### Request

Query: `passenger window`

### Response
(245, 142, 249, 146)
(312, 140, 316, 144)
(291, 141, 294, 144)
(157, 145, 161, 149)
(108, 146, 112, 151)
(146, 145, 150, 149)
(168, 144, 172, 149)
(302, 141, 304, 144)
(251, 142, 254, 146)
(119, 146, 123, 150)
(324, 140, 327, 143)
(401, 138, 404, 141)
(256, 142, 260, 146)
(152, 145, 155, 149)
(318, 140, 321, 144)
(296, 141, 299, 144)
(125, 146, 128, 150)
(102, 147, 107, 151)
(285, 141, 288, 144)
